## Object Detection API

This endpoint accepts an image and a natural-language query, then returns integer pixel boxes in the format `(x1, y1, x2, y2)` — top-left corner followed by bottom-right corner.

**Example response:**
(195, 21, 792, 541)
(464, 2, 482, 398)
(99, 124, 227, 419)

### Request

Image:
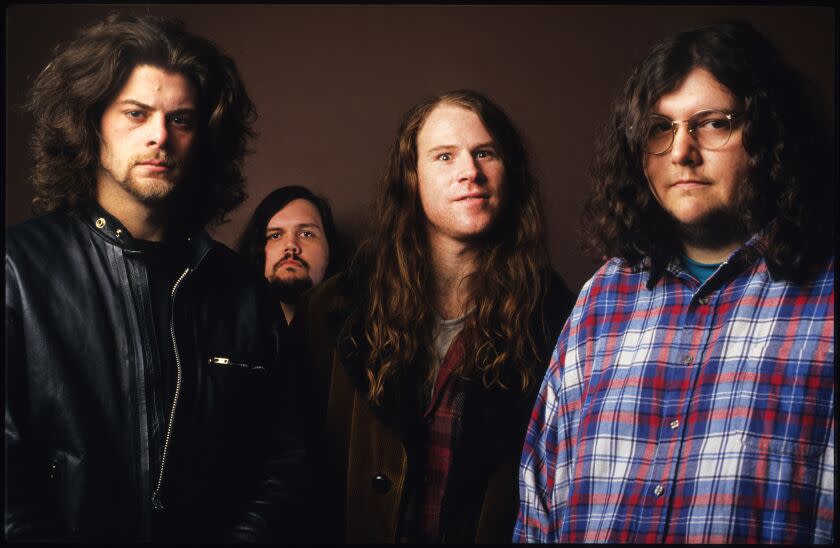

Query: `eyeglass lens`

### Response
(645, 110, 733, 155)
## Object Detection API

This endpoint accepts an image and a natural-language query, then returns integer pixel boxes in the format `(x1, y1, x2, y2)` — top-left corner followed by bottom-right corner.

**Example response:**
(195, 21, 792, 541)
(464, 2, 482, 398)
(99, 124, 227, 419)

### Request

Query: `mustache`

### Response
(272, 252, 309, 271)
(132, 154, 181, 169)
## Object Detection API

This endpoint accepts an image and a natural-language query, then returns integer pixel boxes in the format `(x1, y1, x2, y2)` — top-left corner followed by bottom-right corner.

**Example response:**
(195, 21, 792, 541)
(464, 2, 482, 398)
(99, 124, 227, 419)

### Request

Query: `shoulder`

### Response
(7, 211, 78, 245)
(576, 257, 648, 299)
(7, 211, 85, 264)
(304, 272, 354, 337)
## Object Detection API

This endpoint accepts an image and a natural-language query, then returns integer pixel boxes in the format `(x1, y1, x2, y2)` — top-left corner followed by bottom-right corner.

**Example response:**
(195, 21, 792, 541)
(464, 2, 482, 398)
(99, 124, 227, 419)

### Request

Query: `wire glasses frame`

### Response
(644, 109, 741, 155)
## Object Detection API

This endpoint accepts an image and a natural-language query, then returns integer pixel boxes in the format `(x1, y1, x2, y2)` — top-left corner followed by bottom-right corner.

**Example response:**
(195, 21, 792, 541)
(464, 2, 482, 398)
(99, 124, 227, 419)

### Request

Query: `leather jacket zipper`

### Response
(208, 356, 265, 371)
(151, 267, 190, 510)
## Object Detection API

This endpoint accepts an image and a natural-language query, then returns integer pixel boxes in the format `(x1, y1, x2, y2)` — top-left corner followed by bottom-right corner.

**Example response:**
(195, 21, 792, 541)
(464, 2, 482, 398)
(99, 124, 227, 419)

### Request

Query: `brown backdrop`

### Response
(6, 4, 834, 291)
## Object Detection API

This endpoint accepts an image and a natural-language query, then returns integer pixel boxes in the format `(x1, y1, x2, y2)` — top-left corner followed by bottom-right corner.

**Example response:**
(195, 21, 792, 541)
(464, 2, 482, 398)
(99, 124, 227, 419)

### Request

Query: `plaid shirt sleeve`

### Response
(514, 268, 598, 542)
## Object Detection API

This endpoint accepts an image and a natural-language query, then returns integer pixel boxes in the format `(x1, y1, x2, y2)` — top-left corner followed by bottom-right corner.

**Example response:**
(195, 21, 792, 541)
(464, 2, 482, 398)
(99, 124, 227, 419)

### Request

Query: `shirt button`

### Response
(698, 296, 709, 305)
(669, 419, 680, 429)
(654, 484, 664, 496)
(683, 354, 694, 365)
(372, 474, 392, 494)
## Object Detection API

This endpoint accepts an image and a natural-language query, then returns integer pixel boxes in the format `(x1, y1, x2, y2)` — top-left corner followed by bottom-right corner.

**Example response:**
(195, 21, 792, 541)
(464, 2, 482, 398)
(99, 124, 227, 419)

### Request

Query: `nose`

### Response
(669, 124, 701, 166)
(456, 153, 482, 183)
(283, 233, 300, 255)
(145, 113, 169, 149)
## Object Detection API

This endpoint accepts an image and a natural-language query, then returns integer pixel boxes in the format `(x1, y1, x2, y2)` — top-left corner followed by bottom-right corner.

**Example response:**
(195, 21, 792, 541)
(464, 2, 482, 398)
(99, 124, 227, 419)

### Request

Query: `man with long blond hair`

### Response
(302, 89, 574, 542)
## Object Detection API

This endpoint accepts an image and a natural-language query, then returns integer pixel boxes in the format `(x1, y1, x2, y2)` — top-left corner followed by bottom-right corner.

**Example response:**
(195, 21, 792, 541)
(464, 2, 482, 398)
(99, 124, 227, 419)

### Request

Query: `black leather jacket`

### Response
(5, 206, 301, 542)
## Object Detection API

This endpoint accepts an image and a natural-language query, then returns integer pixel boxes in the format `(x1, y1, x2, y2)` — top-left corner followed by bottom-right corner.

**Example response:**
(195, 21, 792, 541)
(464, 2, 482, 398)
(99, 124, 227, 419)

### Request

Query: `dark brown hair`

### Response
(584, 21, 833, 282)
(237, 185, 343, 280)
(26, 13, 257, 228)
(349, 90, 551, 405)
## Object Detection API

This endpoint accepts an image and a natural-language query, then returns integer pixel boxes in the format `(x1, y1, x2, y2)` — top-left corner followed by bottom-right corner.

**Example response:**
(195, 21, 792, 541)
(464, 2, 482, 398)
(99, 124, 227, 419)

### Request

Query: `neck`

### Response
(427, 232, 479, 320)
(281, 302, 295, 326)
(682, 240, 740, 264)
(96, 180, 172, 242)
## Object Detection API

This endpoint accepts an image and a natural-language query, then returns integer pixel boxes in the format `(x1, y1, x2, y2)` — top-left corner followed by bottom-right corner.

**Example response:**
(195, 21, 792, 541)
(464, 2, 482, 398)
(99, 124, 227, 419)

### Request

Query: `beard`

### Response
(101, 152, 186, 205)
(669, 205, 748, 252)
(268, 275, 314, 305)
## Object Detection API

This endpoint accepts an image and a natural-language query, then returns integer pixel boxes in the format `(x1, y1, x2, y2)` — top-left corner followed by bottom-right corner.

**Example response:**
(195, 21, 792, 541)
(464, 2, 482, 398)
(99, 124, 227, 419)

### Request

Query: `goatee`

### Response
(269, 276, 314, 305)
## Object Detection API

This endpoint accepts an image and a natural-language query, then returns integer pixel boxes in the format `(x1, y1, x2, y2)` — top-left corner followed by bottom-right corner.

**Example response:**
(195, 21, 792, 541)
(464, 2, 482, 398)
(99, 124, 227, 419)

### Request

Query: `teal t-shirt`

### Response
(682, 255, 722, 285)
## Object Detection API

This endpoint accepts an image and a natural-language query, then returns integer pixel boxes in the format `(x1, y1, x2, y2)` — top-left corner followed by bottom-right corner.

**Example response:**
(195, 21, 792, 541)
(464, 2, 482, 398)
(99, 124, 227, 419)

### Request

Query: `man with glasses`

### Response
(515, 22, 833, 543)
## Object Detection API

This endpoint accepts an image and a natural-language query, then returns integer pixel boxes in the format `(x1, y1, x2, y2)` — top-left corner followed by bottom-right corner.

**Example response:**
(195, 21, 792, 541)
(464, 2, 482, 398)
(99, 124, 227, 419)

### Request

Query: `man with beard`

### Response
(238, 185, 339, 326)
(515, 22, 834, 543)
(5, 14, 302, 542)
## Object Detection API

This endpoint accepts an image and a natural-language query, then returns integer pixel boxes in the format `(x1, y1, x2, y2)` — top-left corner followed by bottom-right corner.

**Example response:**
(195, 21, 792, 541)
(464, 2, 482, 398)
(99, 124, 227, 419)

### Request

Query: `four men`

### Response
(515, 22, 833, 543)
(5, 14, 301, 541)
(5, 13, 834, 546)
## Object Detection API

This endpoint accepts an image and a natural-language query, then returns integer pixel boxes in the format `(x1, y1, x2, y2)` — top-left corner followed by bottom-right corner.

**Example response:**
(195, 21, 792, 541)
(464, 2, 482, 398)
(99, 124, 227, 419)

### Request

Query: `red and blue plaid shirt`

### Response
(419, 333, 466, 542)
(515, 236, 834, 543)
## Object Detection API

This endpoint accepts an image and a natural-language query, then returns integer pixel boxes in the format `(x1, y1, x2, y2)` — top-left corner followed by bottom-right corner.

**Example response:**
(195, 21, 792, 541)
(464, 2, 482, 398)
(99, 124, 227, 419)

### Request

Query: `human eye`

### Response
(169, 113, 195, 129)
(266, 232, 281, 241)
(299, 230, 316, 238)
(125, 110, 146, 120)
(436, 152, 453, 161)
(647, 118, 673, 136)
(475, 149, 496, 160)
(693, 112, 729, 131)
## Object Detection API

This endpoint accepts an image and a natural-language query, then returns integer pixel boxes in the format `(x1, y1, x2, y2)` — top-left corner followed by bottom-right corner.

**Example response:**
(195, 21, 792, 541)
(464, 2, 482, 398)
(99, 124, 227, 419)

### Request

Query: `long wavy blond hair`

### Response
(351, 90, 550, 405)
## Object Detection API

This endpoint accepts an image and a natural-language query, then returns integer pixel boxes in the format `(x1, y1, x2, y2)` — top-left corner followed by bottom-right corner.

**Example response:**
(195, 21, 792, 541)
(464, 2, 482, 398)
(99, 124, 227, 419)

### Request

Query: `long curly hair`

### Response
(349, 90, 551, 405)
(26, 13, 257, 228)
(583, 21, 833, 282)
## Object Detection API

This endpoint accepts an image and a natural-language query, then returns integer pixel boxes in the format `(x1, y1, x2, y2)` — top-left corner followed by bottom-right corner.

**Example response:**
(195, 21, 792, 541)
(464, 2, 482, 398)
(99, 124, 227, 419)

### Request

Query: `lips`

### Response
(671, 179, 710, 188)
(275, 255, 308, 271)
(455, 193, 490, 202)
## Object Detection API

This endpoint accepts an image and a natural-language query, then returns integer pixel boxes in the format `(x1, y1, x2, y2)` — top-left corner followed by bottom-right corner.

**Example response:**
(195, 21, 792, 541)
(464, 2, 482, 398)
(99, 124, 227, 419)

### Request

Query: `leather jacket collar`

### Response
(80, 203, 215, 269)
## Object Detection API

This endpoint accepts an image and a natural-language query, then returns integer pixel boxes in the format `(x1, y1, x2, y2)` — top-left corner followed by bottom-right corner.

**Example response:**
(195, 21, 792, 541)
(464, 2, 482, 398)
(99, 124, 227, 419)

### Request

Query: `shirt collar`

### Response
(651, 226, 770, 287)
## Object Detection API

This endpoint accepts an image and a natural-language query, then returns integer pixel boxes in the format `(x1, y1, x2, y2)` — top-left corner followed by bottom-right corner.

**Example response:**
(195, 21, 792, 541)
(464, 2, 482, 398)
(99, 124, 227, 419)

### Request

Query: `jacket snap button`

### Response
(372, 474, 392, 494)
(95, 217, 106, 229)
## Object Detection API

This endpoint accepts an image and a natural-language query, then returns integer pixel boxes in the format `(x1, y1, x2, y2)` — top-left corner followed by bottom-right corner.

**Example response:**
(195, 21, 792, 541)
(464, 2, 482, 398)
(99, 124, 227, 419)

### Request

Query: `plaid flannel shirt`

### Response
(419, 333, 466, 542)
(515, 236, 834, 543)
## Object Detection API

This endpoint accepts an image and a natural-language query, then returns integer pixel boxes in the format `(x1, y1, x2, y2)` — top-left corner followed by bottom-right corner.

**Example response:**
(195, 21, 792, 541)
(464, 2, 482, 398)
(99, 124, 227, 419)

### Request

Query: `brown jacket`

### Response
(301, 271, 574, 543)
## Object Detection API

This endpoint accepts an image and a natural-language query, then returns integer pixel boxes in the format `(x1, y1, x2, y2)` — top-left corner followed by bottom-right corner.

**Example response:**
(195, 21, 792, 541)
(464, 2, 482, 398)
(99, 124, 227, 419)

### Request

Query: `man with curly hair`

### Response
(515, 22, 834, 543)
(5, 14, 302, 542)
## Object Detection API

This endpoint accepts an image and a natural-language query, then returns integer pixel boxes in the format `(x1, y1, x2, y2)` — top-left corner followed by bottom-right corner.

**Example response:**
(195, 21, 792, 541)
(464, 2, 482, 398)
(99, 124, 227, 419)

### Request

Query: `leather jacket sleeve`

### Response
(5, 255, 62, 541)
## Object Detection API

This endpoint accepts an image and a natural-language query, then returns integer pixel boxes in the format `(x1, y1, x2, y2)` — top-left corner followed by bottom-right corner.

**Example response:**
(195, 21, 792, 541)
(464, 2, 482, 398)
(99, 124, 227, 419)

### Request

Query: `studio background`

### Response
(6, 4, 834, 291)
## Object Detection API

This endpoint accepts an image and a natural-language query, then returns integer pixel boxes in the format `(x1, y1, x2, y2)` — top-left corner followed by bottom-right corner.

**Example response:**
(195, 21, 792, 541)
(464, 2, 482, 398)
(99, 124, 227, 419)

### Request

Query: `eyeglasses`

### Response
(644, 109, 741, 155)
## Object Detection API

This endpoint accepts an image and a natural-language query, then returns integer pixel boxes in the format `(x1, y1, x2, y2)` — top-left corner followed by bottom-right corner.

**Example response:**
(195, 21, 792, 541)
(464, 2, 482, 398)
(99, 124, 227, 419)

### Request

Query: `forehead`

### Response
(110, 64, 197, 107)
(416, 103, 493, 149)
(652, 67, 739, 116)
(266, 198, 324, 228)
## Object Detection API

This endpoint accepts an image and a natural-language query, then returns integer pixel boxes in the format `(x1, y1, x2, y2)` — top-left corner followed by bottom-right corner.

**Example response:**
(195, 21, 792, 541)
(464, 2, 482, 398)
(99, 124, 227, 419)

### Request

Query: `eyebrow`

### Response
(650, 107, 737, 118)
(265, 222, 323, 232)
(116, 99, 196, 114)
(425, 141, 497, 154)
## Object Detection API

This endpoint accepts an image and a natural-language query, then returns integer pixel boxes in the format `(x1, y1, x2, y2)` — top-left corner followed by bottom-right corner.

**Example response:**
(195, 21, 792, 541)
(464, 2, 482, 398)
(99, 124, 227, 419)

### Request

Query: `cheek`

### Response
(263, 244, 278, 277)
(310, 243, 330, 271)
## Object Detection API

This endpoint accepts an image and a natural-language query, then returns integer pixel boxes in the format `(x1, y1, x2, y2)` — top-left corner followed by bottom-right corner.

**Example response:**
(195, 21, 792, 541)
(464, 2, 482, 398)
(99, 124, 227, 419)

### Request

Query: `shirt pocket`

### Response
(733, 339, 833, 458)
